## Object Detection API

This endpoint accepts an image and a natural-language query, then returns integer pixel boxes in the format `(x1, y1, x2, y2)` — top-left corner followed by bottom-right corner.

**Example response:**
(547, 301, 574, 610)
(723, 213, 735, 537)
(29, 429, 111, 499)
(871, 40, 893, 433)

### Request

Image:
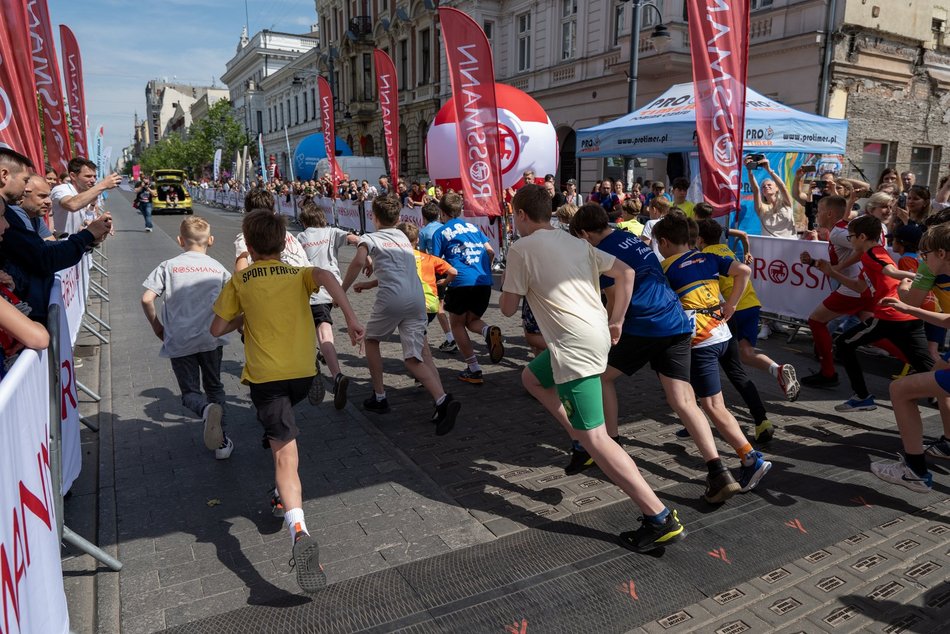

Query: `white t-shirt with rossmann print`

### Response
(297, 226, 350, 305)
(234, 232, 309, 268)
(357, 228, 426, 320)
(142, 251, 231, 358)
(828, 220, 862, 297)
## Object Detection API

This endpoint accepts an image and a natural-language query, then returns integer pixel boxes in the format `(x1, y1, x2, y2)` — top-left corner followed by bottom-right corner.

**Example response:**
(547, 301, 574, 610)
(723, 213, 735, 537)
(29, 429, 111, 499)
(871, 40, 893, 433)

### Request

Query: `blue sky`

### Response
(49, 0, 318, 164)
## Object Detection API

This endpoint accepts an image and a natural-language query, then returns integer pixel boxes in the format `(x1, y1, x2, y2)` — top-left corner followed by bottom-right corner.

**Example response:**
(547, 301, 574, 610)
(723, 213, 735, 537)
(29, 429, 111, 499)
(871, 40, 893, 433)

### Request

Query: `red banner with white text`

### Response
(317, 76, 343, 187)
(59, 25, 87, 159)
(373, 48, 400, 187)
(0, 0, 44, 168)
(686, 0, 750, 217)
(437, 7, 502, 217)
(29, 1, 72, 172)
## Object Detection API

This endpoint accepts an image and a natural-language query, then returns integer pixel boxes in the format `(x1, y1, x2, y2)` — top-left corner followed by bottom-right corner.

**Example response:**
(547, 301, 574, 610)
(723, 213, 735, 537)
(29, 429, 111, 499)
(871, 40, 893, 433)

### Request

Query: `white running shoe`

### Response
(870, 455, 932, 494)
(202, 403, 224, 450)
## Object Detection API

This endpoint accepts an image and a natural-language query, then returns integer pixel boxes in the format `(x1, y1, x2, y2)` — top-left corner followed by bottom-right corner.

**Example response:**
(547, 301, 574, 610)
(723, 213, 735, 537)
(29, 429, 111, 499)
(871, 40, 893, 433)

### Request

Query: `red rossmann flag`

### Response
(59, 25, 88, 158)
(686, 0, 750, 217)
(30, 1, 73, 171)
(0, 0, 44, 168)
(437, 7, 502, 217)
(317, 76, 343, 186)
(373, 48, 399, 186)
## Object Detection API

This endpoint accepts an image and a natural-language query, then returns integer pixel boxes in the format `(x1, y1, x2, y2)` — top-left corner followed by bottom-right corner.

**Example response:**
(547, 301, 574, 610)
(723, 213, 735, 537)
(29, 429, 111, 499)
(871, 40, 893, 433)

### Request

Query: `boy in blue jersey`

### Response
(418, 200, 455, 352)
(653, 213, 773, 495)
(433, 192, 504, 383)
(570, 204, 741, 503)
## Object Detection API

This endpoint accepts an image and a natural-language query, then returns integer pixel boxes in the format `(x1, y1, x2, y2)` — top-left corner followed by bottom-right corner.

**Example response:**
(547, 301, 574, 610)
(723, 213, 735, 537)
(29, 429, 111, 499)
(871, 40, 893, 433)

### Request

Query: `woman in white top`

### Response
(746, 156, 796, 237)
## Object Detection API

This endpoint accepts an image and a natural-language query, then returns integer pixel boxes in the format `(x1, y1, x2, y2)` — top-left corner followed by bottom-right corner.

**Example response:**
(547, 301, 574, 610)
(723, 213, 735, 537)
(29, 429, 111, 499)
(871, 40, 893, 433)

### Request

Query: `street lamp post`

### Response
(626, 0, 673, 114)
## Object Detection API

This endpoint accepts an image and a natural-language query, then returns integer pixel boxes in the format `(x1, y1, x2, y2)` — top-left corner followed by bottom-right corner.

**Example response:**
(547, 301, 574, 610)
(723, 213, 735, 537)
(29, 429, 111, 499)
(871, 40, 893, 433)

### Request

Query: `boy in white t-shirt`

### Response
(499, 184, 685, 553)
(141, 217, 233, 458)
(342, 195, 462, 436)
(297, 201, 359, 409)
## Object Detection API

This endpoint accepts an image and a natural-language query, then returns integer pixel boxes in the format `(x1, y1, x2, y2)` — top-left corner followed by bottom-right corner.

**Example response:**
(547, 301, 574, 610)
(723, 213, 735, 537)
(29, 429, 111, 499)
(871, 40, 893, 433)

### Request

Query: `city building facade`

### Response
(143, 81, 223, 147)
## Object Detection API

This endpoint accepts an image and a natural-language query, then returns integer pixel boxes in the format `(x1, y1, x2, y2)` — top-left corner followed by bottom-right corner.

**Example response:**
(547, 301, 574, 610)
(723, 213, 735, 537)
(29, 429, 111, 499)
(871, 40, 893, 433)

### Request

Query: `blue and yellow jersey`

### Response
(702, 243, 761, 311)
(661, 249, 734, 348)
(912, 259, 950, 312)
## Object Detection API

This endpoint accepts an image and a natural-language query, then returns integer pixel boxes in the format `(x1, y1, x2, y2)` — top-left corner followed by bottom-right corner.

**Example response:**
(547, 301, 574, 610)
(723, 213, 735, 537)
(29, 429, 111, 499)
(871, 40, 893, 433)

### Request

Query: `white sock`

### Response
(435, 393, 447, 406)
(445, 332, 455, 343)
(480, 325, 489, 338)
(375, 391, 386, 401)
(768, 363, 780, 378)
(284, 507, 307, 542)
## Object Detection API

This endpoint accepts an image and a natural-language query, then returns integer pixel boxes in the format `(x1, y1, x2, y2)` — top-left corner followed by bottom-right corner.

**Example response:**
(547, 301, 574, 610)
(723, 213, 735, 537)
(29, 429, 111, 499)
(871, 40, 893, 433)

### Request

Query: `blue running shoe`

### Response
(738, 451, 772, 493)
(834, 394, 876, 412)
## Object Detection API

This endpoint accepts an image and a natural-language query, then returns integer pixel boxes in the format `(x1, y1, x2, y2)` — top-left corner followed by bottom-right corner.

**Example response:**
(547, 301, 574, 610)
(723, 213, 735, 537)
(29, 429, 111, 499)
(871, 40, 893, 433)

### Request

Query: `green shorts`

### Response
(528, 349, 605, 431)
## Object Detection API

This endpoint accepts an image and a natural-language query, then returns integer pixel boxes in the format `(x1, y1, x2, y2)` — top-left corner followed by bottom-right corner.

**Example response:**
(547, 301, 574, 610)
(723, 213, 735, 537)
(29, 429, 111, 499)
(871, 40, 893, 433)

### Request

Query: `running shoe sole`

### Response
(703, 480, 741, 504)
(487, 326, 504, 363)
(458, 375, 484, 385)
(333, 376, 349, 410)
(203, 404, 224, 450)
(834, 402, 877, 412)
(740, 460, 773, 493)
(780, 365, 800, 402)
(308, 373, 326, 406)
(436, 400, 461, 436)
(292, 535, 327, 593)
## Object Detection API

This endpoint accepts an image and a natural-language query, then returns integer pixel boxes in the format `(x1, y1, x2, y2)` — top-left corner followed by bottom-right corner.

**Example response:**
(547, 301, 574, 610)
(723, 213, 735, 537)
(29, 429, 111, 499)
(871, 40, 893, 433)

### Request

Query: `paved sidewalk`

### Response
(63, 194, 950, 632)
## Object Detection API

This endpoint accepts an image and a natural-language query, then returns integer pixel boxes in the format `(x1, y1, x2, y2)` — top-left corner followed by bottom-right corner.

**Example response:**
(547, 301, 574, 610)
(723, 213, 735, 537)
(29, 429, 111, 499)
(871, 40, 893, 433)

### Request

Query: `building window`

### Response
(311, 88, 316, 118)
(294, 95, 299, 125)
(643, 0, 665, 26)
(612, 1, 626, 47)
(256, 110, 263, 134)
(420, 28, 431, 85)
(561, 0, 577, 60)
(484, 20, 494, 47)
(399, 39, 408, 90)
(517, 12, 532, 72)
(363, 53, 373, 100)
(860, 141, 895, 185)
(910, 145, 942, 188)
(751, 0, 773, 10)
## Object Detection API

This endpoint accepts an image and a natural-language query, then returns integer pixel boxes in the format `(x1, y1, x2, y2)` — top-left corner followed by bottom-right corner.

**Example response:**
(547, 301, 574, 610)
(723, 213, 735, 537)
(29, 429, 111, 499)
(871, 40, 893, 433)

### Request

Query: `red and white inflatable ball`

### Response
(426, 83, 557, 190)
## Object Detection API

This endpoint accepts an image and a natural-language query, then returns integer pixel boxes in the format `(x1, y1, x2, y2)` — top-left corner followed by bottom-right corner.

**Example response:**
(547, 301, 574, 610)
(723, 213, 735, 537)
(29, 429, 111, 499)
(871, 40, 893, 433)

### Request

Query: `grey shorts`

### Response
(365, 312, 428, 361)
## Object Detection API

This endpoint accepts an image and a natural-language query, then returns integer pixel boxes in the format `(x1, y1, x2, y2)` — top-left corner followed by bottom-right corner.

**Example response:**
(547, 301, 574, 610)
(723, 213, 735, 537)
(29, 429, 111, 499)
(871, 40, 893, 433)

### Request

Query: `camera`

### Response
(748, 153, 766, 163)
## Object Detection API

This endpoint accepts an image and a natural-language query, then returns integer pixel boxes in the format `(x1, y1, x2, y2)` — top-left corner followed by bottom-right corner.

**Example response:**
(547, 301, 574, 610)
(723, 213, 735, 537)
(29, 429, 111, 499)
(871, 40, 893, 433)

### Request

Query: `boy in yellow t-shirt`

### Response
(211, 210, 364, 595)
(615, 198, 644, 236)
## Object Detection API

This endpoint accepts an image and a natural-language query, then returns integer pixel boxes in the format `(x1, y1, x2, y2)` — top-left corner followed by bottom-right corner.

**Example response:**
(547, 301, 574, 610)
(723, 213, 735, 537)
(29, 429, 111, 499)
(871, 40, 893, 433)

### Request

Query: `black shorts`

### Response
(444, 285, 491, 317)
(310, 303, 333, 326)
(248, 376, 312, 444)
(607, 332, 692, 382)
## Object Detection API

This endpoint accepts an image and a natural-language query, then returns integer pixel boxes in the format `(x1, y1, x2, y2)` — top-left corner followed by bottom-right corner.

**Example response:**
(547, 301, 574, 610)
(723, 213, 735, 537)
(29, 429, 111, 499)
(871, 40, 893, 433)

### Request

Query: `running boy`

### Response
(569, 205, 743, 502)
(297, 202, 360, 409)
(653, 214, 773, 493)
(418, 201, 455, 353)
(500, 184, 686, 552)
(433, 192, 504, 383)
(695, 219, 800, 402)
(342, 196, 462, 435)
(814, 215, 932, 412)
(875, 223, 950, 493)
(142, 217, 233, 459)
(210, 210, 364, 593)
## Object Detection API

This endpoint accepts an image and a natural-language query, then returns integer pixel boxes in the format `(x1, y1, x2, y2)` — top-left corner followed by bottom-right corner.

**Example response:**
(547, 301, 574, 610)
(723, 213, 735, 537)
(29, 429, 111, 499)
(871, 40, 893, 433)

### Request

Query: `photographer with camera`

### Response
(745, 155, 796, 238)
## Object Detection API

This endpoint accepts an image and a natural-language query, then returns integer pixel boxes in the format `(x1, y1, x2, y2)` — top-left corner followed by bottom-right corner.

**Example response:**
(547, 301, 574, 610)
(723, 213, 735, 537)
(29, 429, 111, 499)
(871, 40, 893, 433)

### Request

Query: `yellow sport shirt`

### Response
(213, 260, 319, 384)
(702, 243, 761, 312)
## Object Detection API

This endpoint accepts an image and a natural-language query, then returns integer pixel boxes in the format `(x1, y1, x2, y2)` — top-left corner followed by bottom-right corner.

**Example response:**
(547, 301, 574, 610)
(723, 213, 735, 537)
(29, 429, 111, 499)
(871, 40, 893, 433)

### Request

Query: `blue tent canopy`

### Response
(576, 83, 848, 157)
(294, 134, 353, 179)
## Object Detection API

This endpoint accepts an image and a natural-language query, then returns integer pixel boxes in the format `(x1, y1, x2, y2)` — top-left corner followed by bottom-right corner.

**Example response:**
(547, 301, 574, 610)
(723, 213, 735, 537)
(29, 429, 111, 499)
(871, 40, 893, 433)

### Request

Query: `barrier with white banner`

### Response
(0, 349, 70, 634)
(51, 266, 84, 495)
(747, 234, 836, 322)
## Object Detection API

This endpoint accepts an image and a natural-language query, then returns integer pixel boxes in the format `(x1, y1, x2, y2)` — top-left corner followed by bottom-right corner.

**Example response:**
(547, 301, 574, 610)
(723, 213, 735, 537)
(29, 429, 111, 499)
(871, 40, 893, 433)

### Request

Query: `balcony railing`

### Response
(349, 16, 373, 40)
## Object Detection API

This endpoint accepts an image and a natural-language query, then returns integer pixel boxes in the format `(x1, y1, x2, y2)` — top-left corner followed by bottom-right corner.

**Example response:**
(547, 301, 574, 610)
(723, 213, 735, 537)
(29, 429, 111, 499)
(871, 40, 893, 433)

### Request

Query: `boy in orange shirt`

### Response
(396, 222, 457, 323)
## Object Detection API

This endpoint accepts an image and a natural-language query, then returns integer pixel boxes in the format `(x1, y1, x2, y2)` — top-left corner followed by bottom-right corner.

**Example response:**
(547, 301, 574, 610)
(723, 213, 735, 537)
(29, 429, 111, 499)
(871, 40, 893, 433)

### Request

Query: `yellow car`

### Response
(151, 169, 193, 214)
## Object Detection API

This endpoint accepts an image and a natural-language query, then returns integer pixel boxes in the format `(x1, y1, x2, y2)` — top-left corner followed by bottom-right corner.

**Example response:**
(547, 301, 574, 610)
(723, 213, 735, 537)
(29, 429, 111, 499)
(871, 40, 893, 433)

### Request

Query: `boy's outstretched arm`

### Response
(314, 268, 365, 346)
(341, 244, 370, 292)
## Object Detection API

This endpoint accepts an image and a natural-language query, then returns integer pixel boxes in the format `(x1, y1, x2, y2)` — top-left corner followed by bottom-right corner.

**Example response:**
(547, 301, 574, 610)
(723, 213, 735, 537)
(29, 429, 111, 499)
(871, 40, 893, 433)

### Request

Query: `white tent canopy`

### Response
(576, 83, 848, 157)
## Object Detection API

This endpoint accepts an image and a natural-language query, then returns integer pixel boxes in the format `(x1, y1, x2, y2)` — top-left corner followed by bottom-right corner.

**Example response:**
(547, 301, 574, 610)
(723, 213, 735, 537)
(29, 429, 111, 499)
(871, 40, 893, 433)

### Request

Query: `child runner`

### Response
(615, 198, 645, 235)
(141, 217, 233, 459)
(568, 205, 742, 502)
(342, 196, 462, 435)
(875, 223, 950, 493)
(210, 210, 364, 593)
(500, 185, 686, 552)
(639, 196, 671, 259)
(814, 215, 932, 412)
(296, 201, 359, 409)
(669, 177, 695, 218)
(695, 219, 801, 401)
(433, 192, 504, 383)
(892, 223, 945, 363)
(418, 201, 456, 353)
(653, 214, 773, 494)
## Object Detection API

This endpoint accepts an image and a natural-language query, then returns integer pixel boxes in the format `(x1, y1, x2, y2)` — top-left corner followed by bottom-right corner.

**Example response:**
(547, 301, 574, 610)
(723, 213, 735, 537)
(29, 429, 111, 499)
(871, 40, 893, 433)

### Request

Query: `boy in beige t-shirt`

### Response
(499, 184, 685, 553)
